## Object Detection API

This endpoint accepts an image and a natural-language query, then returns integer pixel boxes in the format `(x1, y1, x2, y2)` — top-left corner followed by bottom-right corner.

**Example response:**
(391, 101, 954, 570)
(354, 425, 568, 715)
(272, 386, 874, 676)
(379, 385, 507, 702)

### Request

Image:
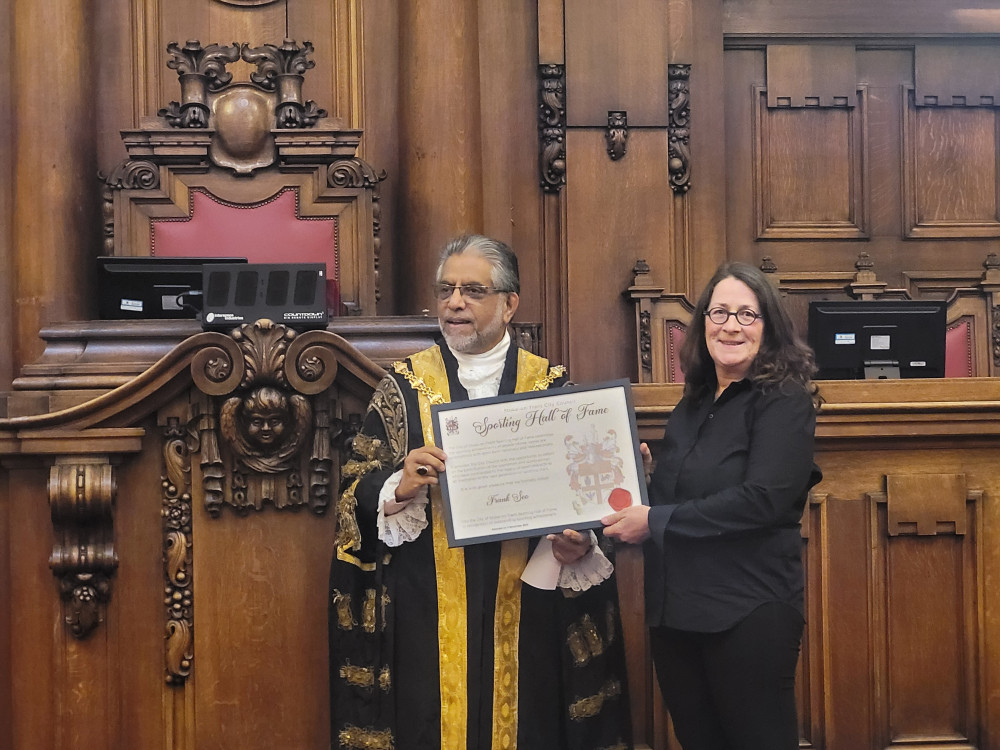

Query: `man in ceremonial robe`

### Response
(329, 235, 632, 750)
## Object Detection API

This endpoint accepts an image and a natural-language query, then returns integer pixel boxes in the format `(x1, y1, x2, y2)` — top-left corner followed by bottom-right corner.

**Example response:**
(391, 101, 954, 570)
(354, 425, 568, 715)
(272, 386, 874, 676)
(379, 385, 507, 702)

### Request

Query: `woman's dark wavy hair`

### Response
(679, 262, 820, 405)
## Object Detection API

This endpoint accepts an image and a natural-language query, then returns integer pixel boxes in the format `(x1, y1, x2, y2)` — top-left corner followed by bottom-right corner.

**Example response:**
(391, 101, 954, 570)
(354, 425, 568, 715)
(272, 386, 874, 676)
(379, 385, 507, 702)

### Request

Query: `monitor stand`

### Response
(864, 360, 900, 379)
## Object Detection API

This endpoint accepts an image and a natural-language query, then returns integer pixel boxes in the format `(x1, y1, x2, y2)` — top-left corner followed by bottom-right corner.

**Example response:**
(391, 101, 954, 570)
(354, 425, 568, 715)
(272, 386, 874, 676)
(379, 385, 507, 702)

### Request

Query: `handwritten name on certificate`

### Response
(430, 379, 648, 547)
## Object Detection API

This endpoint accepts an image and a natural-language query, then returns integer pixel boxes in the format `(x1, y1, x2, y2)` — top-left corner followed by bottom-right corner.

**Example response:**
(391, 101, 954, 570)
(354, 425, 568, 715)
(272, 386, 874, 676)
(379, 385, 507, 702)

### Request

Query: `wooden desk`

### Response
(2, 326, 998, 749)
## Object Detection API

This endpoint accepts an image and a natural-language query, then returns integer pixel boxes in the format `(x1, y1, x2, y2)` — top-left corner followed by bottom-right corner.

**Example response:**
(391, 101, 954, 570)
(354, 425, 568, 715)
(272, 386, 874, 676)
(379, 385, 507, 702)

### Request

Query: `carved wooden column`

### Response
(12, 0, 98, 373)
(397, 0, 485, 313)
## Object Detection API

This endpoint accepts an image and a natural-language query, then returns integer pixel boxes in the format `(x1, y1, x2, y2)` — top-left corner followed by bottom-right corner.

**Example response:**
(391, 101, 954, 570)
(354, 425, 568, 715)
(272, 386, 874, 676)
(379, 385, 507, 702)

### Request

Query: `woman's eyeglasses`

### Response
(705, 307, 763, 326)
(433, 283, 508, 302)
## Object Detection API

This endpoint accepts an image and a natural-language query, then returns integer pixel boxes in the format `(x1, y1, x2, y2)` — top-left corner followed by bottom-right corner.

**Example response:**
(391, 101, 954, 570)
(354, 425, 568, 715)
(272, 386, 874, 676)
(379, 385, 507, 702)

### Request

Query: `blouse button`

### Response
(708, 413, 714, 419)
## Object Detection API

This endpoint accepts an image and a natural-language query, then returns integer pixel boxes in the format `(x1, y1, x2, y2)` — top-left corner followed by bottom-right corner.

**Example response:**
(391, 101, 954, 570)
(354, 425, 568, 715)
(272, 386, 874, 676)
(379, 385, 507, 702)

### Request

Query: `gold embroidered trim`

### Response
(406, 347, 466, 750)
(566, 614, 605, 667)
(370, 376, 408, 464)
(332, 589, 356, 631)
(339, 661, 375, 688)
(336, 433, 392, 555)
(337, 544, 376, 572)
(582, 613, 605, 657)
(336, 477, 363, 553)
(380, 586, 390, 632)
(338, 725, 394, 750)
(392, 360, 446, 404)
(363, 589, 377, 633)
(492, 537, 528, 749)
(568, 680, 622, 721)
(567, 626, 590, 667)
(378, 666, 391, 692)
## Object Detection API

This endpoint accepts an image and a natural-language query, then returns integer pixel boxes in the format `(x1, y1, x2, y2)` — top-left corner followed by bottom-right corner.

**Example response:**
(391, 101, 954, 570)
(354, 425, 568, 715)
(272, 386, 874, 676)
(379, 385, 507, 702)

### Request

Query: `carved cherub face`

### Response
(242, 387, 290, 448)
(247, 409, 287, 446)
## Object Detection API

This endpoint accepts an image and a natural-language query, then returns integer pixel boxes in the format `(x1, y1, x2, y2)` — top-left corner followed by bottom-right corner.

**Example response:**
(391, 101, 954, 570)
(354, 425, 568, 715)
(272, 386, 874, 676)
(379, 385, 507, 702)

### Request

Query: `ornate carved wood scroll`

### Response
(538, 64, 566, 192)
(668, 64, 691, 193)
(162, 417, 194, 684)
(49, 458, 119, 639)
(605, 111, 628, 161)
(161, 39, 325, 140)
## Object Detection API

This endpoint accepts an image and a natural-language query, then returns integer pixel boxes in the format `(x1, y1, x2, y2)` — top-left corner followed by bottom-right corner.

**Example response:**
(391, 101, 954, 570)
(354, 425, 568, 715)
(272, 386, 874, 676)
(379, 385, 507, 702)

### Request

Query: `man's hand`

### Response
(390, 446, 448, 511)
(601, 505, 651, 544)
(547, 528, 593, 565)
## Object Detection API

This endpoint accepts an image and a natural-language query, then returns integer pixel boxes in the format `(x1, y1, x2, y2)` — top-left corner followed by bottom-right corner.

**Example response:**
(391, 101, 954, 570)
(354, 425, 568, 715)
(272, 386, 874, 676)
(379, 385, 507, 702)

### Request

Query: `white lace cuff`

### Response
(557, 531, 614, 592)
(377, 470, 430, 547)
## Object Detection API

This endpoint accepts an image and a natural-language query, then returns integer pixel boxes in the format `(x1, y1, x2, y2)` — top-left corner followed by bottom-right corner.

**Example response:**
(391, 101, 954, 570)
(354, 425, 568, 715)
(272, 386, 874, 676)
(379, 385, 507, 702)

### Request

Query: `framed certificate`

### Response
(430, 379, 648, 547)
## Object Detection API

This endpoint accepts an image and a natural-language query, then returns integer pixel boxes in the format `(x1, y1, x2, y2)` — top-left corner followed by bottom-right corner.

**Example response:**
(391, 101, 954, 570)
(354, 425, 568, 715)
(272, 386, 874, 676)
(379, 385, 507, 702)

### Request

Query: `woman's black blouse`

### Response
(644, 379, 822, 632)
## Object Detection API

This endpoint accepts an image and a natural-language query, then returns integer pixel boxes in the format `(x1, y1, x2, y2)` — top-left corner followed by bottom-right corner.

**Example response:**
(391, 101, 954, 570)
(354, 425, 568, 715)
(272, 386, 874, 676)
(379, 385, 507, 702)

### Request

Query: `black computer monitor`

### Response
(97, 256, 247, 320)
(807, 299, 947, 380)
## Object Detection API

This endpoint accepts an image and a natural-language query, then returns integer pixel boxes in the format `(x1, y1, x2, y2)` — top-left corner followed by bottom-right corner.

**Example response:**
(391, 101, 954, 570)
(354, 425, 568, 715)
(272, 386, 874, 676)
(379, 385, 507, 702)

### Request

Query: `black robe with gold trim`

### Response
(329, 341, 632, 750)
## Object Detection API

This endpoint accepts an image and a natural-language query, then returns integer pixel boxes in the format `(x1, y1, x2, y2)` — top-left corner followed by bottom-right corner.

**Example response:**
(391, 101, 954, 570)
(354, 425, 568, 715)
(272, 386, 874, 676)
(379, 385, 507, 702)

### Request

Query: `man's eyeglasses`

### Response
(705, 307, 763, 326)
(433, 283, 509, 302)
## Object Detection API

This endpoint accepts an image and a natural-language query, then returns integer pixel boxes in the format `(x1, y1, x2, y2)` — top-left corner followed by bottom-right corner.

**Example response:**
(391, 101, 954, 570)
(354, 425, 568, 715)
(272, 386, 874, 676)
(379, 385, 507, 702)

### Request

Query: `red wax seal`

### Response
(608, 488, 631, 512)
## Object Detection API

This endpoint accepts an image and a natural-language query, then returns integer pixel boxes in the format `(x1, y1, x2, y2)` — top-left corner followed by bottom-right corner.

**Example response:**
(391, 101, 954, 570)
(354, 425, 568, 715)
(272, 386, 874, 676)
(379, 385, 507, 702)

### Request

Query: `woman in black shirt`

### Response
(604, 262, 822, 750)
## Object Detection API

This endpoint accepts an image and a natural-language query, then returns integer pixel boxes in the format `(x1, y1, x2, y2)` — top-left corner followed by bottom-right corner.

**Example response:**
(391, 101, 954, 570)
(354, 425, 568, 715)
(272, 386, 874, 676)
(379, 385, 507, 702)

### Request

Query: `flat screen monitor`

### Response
(97, 256, 247, 320)
(807, 299, 947, 380)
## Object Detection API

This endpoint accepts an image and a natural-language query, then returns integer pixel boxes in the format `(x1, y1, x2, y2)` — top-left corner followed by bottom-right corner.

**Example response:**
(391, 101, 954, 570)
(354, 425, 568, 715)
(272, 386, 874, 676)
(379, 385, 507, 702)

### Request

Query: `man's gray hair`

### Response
(435, 234, 520, 294)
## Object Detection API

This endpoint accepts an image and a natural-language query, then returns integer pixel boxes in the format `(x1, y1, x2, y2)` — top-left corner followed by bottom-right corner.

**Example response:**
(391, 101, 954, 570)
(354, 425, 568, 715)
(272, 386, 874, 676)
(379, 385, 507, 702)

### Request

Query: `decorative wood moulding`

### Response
(914, 44, 1000, 108)
(668, 64, 691, 193)
(605, 111, 628, 161)
(538, 64, 566, 193)
(48, 458, 119, 639)
(162, 416, 194, 684)
(188, 320, 348, 515)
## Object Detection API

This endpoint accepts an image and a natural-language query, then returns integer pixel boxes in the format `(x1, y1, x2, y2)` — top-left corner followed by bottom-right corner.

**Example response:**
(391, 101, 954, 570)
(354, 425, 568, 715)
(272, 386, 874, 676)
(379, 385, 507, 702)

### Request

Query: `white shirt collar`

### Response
(450, 330, 511, 399)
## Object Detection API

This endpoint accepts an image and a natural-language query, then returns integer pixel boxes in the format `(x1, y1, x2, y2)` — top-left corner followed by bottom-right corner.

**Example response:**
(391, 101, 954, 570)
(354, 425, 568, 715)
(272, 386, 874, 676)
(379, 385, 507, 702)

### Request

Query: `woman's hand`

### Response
(640, 442, 653, 485)
(547, 528, 593, 565)
(601, 505, 651, 544)
(391, 446, 448, 510)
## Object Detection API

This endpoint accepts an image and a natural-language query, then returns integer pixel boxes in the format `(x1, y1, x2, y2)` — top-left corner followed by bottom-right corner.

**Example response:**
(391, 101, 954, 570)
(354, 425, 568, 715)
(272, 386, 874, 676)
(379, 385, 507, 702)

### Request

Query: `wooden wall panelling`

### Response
(94, 0, 144, 170)
(798, 494, 826, 748)
(477, 3, 550, 349)
(564, 0, 669, 128)
(870, 475, 983, 748)
(722, 0, 1000, 37)
(287, 0, 364, 130)
(902, 86, 1000, 239)
(12, 0, 100, 376)
(357, 0, 400, 316)
(0, 0, 12, 392)
(565, 130, 674, 384)
(0, 459, 10, 750)
(6, 463, 60, 750)
(753, 90, 868, 239)
(395, 0, 485, 314)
